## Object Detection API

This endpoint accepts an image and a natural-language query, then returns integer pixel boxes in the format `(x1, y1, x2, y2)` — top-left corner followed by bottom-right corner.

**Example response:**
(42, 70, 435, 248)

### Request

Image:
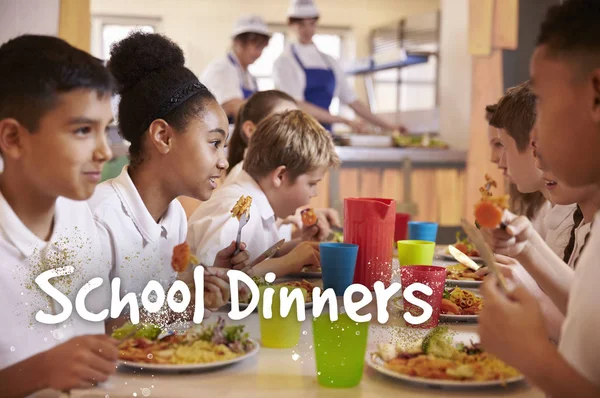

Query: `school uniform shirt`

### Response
(187, 169, 280, 266)
(201, 53, 258, 106)
(558, 212, 600, 387)
(530, 200, 553, 240)
(566, 221, 592, 268)
(0, 192, 111, 370)
(544, 203, 577, 259)
(273, 42, 357, 105)
(88, 166, 187, 297)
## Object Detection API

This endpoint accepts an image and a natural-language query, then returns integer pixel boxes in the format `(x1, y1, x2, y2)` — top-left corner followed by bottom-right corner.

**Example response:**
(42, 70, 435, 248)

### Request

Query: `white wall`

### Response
(0, 0, 60, 43)
(90, 0, 440, 100)
(438, 0, 472, 150)
(0, 0, 60, 172)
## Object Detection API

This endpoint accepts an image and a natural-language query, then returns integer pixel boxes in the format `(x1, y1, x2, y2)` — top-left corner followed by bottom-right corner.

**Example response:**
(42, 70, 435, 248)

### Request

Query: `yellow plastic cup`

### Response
(258, 285, 305, 348)
(397, 240, 435, 266)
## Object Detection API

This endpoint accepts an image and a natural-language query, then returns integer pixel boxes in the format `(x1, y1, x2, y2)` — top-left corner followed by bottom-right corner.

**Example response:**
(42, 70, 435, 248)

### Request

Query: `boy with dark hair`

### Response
(479, 1, 600, 396)
(0, 35, 118, 395)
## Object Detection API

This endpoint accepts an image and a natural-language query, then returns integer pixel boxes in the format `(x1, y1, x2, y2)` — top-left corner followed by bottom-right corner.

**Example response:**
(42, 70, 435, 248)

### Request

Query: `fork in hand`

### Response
(234, 211, 250, 255)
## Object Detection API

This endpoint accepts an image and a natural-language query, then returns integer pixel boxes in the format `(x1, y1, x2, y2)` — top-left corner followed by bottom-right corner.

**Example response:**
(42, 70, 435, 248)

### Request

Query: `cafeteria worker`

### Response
(273, 0, 404, 133)
(202, 15, 271, 121)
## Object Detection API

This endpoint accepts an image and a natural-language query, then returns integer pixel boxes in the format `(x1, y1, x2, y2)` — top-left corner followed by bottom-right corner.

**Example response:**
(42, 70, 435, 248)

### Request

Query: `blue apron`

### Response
(291, 44, 336, 131)
(227, 53, 258, 123)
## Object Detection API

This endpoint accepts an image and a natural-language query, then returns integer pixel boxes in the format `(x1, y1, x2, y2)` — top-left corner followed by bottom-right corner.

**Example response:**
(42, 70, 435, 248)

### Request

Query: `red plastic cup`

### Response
(400, 266, 446, 329)
(394, 213, 410, 242)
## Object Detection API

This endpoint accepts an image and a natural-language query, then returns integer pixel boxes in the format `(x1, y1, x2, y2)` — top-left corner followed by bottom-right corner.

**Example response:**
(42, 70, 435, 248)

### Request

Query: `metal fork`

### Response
(234, 212, 250, 255)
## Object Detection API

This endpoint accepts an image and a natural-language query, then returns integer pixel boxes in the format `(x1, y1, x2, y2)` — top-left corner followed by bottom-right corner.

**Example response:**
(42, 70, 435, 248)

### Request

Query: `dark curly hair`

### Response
(108, 32, 216, 164)
(537, 0, 600, 70)
(0, 35, 115, 132)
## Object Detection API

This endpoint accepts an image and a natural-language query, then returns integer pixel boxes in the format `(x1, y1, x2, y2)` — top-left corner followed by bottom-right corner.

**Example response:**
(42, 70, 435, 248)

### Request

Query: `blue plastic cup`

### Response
(407, 221, 438, 242)
(319, 243, 359, 296)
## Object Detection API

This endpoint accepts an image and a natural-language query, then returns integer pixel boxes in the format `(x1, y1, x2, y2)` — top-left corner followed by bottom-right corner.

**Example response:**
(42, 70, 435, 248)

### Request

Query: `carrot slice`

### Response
(474, 201, 504, 229)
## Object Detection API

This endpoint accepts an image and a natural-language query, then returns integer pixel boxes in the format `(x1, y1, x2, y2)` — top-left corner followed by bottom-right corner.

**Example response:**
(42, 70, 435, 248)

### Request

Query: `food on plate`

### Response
(329, 230, 343, 243)
(445, 264, 484, 282)
(474, 174, 509, 229)
(171, 242, 199, 272)
(441, 288, 483, 315)
(301, 208, 318, 227)
(231, 195, 252, 220)
(392, 132, 449, 149)
(115, 317, 255, 365)
(375, 327, 520, 382)
(447, 232, 479, 257)
(302, 265, 322, 273)
(238, 276, 272, 304)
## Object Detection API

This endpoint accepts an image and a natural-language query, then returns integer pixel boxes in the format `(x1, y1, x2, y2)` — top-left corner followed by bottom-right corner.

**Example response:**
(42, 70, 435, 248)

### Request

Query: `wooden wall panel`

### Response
(493, 0, 519, 49)
(468, 0, 494, 55)
(58, 0, 91, 52)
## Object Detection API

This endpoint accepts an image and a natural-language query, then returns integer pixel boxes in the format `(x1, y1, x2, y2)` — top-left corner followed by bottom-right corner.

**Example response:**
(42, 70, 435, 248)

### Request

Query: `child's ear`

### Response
(148, 119, 173, 155)
(592, 72, 600, 123)
(0, 119, 25, 159)
(272, 165, 288, 188)
(241, 121, 256, 141)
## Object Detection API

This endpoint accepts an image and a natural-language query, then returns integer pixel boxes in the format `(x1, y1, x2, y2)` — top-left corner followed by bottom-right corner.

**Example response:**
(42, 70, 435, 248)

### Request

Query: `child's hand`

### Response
(41, 335, 118, 390)
(284, 241, 321, 273)
(481, 211, 536, 258)
(204, 267, 231, 309)
(478, 276, 551, 375)
(213, 241, 251, 271)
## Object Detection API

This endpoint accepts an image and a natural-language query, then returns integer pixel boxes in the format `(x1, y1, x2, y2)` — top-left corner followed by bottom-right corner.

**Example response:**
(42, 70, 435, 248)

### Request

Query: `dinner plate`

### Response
(445, 278, 483, 289)
(287, 271, 322, 278)
(118, 338, 260, 372)
(440, 253, 484, 263)
(366, 354, 525, 388)
(389, 297, 479, 322)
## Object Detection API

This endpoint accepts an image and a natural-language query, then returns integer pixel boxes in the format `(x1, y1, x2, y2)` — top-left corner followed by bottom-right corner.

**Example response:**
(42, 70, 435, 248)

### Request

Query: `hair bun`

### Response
(108, 31, 185, 93)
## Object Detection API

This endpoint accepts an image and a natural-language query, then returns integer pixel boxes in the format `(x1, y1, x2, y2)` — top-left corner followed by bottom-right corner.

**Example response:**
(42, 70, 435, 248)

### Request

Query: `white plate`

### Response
(118, 338, 260, 372)
(440, 253, 484, 263)
(366, 354, 524, 388)
(445, 279, 483, 289)
(287, 271, 322, 279)
(389, 297, 479, 323)
(228, 301, 313, 311)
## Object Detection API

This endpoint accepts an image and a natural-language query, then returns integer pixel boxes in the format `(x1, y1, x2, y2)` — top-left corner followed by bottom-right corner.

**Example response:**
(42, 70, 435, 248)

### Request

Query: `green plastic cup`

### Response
(312, 313, 369, 388)
(259, 285, 305, 348)
(397, 240, 435, 266)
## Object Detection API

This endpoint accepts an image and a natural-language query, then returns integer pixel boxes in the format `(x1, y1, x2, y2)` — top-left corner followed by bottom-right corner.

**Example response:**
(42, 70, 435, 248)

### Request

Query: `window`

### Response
(91, 16, 160, 61)
(248, 26, 349, 115)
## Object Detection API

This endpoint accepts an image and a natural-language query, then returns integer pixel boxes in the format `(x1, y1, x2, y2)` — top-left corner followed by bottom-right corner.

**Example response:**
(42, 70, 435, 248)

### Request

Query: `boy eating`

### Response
(188, 110, 339, 276)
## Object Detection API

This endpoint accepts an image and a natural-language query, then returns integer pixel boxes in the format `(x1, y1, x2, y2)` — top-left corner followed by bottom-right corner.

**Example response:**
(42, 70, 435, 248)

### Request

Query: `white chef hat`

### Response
(287, 0, 320, 19)
(231, 15, 272, 38)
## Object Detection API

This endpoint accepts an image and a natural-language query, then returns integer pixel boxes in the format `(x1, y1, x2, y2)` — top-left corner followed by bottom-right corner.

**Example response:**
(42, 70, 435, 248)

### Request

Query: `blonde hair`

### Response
(243, 110, 340, 180)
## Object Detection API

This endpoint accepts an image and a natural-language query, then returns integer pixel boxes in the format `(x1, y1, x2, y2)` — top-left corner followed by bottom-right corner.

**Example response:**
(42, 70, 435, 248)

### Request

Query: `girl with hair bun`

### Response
(88, 32, 250, 323)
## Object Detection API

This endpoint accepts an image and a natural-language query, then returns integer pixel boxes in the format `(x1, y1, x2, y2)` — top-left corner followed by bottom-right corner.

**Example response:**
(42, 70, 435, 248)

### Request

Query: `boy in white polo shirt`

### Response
(188, 110, 339, 277)
(478, 1, 600, 396)
(0, 35, 117, 395)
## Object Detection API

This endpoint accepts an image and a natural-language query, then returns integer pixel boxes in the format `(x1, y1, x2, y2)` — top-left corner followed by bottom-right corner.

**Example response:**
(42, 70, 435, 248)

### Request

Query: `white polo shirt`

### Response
(187, 169, 280, 266)
(88, 166, 186, 297)
(531, 200, 553, 241)
(0, 192, 111, 370)
(273, 42, 357, 105)
(201, 52, 258, 105)
(558, 212, 600, 387)
(544, 203, 577, 259)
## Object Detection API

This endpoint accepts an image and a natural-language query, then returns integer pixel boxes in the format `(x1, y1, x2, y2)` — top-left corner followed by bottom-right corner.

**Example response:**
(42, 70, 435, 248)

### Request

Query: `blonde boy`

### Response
(188, 110, 339, 276)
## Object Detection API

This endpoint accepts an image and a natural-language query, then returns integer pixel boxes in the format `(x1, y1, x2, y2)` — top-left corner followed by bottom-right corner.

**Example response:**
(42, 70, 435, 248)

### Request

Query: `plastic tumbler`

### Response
(259, 285, 305, 348)
(394, 213, 411, 242)
(407, 221, 438, 242)
(320, 243, 359, 296)
(313, 313, 369, 388)
(397, 240, 435, 266)
(400, 265, 446, 328)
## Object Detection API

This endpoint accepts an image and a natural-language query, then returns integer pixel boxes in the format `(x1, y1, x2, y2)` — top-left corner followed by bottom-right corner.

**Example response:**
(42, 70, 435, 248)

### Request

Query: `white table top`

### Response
(36, 252, 543, 398)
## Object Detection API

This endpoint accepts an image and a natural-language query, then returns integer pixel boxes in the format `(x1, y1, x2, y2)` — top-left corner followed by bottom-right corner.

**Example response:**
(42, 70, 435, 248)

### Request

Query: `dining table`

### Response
(35, 252, 544, 398)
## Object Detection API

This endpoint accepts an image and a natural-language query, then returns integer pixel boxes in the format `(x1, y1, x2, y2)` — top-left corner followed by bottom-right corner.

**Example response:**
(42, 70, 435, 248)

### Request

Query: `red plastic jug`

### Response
(344, 198, 396, 290)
